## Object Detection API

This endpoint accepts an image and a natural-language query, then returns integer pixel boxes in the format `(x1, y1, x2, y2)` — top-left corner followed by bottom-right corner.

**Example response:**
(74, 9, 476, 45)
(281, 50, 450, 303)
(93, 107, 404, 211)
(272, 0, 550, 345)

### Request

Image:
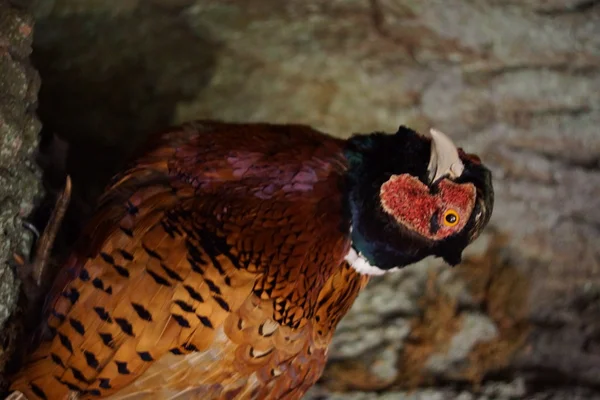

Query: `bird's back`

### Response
(11, 121, 369, 399)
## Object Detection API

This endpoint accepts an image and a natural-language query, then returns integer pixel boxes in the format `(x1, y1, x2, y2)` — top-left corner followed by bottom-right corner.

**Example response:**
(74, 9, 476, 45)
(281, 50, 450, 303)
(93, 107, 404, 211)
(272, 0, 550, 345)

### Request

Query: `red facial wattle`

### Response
(380, 174, 476, 240)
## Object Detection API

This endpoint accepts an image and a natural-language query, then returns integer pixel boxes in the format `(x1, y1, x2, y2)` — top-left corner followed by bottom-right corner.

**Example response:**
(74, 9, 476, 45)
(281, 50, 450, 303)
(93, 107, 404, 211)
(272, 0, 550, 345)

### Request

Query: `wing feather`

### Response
(10, 121, 363, 400)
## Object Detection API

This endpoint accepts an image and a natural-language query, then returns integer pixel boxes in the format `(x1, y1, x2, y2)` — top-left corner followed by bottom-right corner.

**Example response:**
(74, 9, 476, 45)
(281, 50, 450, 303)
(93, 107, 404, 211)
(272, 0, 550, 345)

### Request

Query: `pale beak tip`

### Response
(426, 127, 465, 184)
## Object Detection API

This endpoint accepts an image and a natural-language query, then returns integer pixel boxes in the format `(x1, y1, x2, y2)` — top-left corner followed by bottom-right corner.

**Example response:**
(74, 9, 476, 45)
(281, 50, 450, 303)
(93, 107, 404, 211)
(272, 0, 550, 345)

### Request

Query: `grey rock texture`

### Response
(9, 0, 600, 398)
(0, 0, 43, 375)
(305, 379, 600, 400)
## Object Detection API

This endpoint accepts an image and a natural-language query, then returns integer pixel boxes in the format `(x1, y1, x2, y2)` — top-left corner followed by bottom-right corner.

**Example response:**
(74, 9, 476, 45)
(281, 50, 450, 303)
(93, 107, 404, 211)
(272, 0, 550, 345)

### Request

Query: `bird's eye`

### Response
(443, 210, 459, 227)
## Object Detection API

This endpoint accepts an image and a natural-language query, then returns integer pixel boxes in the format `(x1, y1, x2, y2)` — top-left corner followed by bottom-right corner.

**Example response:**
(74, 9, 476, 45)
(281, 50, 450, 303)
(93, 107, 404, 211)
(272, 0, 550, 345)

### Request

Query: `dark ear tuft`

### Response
(395, 125, 420, 137)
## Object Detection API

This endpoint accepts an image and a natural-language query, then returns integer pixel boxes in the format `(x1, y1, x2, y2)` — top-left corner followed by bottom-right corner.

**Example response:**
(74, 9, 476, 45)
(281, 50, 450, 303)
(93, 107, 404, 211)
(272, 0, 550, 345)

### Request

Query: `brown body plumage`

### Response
(10, 121, 494, 399)
(11, 122, 369, 399)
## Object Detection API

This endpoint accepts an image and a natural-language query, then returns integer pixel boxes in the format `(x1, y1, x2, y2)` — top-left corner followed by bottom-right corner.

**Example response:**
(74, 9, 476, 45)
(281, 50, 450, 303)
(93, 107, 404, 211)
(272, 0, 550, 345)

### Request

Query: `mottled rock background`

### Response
(2, 0, 600, 398)
(0, 0, 43, 378)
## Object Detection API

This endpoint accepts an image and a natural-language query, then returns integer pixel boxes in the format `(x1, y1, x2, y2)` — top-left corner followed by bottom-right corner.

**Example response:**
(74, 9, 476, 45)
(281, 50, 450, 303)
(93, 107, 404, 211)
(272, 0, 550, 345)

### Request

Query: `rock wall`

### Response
(0, 0, 43, 378)
(5, 0, 600, 398)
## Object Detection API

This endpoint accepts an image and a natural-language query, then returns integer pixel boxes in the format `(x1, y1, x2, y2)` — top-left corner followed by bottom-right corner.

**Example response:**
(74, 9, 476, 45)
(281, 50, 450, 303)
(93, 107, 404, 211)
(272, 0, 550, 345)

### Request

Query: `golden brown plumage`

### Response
(10, 121, 493, 399)
(11, 122, 369, 399)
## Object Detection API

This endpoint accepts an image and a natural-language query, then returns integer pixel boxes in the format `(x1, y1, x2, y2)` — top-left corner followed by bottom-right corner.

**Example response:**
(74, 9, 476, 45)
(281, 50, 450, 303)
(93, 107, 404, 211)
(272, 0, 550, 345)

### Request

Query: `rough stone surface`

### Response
(13, 0, 600, 398)
(305, 379, 600, 400)
(425, 313, 499, 377)
(0, 0, 43, 376)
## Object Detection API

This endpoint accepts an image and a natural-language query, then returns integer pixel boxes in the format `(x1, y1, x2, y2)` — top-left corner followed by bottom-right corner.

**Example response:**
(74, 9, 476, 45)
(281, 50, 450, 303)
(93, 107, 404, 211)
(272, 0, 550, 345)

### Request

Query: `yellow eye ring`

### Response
(443, 210, 460, 227)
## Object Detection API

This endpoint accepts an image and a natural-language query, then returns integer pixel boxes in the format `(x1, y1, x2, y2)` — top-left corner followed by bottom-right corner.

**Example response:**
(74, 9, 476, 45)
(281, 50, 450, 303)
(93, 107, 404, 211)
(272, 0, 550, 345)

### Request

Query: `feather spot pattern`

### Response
(9, 122, 373, 399)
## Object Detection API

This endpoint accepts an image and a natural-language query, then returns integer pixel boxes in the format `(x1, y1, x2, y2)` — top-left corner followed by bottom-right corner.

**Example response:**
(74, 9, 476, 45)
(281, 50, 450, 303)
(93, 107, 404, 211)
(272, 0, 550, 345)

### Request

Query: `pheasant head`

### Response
(344, 126, 494, 274)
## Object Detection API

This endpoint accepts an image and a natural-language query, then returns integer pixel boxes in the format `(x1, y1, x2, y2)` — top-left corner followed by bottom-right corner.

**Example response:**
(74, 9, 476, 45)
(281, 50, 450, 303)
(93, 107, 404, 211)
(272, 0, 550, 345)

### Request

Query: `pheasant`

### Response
(9, 121, 494, 399)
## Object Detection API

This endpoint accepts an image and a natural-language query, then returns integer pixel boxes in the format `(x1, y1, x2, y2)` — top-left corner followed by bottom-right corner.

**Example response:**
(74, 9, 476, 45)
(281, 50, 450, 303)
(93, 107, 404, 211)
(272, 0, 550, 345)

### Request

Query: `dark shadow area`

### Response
(30, 5, 219, 251)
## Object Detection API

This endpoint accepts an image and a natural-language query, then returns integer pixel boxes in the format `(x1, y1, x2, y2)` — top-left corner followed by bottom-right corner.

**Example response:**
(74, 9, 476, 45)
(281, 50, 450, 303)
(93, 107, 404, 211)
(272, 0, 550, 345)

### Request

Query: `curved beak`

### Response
(426, 128, 465, 184)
